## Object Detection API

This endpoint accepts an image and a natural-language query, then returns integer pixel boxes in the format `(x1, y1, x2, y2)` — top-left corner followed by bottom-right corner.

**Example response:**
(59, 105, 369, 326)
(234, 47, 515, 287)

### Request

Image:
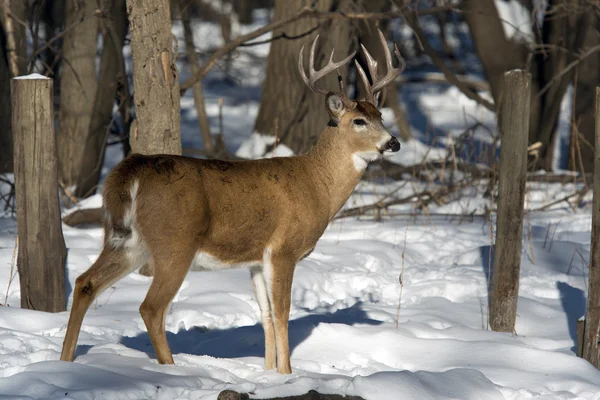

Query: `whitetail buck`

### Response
(60, 29, 403, 374)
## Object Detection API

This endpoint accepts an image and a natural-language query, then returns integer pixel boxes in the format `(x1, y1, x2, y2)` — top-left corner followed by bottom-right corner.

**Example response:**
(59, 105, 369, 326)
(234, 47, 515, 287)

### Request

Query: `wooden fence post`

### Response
(11, 74, 67, 312)
(490, 69, 531, 332)
(582, 86, 600, 367)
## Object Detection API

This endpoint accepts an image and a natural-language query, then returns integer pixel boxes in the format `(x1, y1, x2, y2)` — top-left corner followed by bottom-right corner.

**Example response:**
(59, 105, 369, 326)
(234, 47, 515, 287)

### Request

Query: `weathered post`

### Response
(490, 69, 531, 332)
(11, 74, 67, 312)
(582, 87, 600, 367)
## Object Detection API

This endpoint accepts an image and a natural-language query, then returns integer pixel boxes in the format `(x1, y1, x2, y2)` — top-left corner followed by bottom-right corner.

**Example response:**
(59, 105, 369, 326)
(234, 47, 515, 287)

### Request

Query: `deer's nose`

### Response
(385, 136, 401, 152)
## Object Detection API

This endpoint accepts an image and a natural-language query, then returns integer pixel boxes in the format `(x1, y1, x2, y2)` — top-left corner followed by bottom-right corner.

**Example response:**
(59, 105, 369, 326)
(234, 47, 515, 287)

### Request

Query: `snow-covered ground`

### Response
(1, 9, 599, 400)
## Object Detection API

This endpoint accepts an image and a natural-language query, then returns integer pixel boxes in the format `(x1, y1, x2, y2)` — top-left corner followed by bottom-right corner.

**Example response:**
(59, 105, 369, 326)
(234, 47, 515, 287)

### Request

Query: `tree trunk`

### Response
(75, 0, 128, 198)
(535, 0, 591, 169)
(0, 22, 11, 173)
(462, 0, 529, 110)
(57, 0, 99, 188)
(254, 0, 355, 155)
(582, 86, 600, 368)
(571, 15, 599, 174)
(1, 0, 27, 76)
(0, 0, 26, 173)
(126, 0, 182, 155)
(12, 75, 67, 312)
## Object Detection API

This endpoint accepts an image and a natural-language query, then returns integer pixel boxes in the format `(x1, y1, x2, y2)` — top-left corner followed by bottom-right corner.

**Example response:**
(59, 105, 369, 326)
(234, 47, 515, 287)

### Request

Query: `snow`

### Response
(494, 0, 533, 43)
(1, 9, 599, 400)
(12, 73, 49, 80)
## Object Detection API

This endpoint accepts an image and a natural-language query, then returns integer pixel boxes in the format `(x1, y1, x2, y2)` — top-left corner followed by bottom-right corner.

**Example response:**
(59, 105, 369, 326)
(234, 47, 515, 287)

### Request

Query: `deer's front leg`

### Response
(250, 266, 276, 370)
(264, 249, 296, 374)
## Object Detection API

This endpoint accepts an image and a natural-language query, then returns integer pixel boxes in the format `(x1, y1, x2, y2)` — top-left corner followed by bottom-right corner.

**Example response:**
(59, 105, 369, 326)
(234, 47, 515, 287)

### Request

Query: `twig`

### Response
(59, 181, 79, 206)
(537, 44, 600, 98)
(526, 187, 589, 213)
(396, 224, 408, 330)
(3, 236, 18, 306)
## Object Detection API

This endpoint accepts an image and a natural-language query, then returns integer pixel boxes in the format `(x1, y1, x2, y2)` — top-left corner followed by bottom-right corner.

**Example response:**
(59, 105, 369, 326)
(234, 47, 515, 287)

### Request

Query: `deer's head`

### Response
(299, 29, 403, 170)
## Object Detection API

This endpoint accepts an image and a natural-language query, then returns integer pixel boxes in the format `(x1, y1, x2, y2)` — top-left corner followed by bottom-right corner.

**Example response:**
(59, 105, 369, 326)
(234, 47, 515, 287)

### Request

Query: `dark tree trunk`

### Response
(75, 0, 128, 198)
(571, 15, 599, 174)
(254, 0, 355, 155)
(0, 22, 11, 173)
(126, 0, 182, 155)
(535, 0, 591, 169)
(57, 0, 99, 188)
(582, 86, 600, 368)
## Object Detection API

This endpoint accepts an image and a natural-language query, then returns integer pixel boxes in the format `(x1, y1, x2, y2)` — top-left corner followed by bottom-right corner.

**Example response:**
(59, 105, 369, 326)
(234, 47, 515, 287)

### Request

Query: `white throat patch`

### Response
(352, 151, 381, 172)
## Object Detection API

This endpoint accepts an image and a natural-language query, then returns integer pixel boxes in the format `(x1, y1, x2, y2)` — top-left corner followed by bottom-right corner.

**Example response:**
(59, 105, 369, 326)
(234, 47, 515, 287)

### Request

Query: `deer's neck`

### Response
(306, 127, 364, 219)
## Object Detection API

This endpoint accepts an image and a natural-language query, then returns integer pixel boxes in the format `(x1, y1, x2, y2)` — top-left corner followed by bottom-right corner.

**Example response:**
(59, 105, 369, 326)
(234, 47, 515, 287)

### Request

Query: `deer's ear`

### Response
(326, 93, 346, 124)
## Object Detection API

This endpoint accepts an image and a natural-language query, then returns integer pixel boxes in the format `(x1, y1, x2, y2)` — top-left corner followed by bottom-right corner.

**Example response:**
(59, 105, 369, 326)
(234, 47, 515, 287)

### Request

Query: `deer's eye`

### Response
(353, 119, 366, 126)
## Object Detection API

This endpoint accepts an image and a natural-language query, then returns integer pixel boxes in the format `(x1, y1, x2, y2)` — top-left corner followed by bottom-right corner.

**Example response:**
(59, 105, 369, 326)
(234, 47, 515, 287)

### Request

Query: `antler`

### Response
(298, 34, 356, 96)
(355, 29, 405, 105)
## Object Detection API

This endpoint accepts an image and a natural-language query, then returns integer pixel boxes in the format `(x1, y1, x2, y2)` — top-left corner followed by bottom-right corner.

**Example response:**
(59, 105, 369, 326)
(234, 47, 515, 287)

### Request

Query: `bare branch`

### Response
(179, 4, 458, 94)
(402, 9, 495, 111)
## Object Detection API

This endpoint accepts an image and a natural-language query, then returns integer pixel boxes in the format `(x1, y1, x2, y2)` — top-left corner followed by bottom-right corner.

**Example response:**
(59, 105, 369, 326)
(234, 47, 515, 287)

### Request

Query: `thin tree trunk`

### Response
(571, 15, 599, 174)
(254, 0, 355, 155)
(75, 0, 128, 198)
(0, 22, 11, 173)
(57, 0, 99, 188)
(181, 1, 213, 153)
(126, 0, 182, 155)
(582, 87, 600, 368)
(2, 0, 27, 76)
(0, 0, 26, 173)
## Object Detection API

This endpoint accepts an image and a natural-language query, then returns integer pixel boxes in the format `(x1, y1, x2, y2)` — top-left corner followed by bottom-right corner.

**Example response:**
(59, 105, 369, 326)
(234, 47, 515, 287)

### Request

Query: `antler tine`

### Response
(354, 59, 374, 104)
(370, 29, 405, 95)
(298, 34, 356, 96)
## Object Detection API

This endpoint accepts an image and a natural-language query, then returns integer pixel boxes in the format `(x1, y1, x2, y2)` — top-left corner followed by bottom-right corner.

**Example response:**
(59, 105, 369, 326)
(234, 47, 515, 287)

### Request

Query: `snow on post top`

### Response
(13, 73, 50, 80)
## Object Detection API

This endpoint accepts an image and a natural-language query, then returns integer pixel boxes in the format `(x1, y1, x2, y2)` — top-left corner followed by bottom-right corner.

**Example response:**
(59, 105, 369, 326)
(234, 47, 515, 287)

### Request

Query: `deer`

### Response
(59, 29, 403, 375)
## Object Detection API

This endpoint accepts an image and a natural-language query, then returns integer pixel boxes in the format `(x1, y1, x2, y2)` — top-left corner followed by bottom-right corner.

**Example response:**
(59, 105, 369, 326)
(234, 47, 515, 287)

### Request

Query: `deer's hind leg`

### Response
(60, 247, 133, 362)
(138, 247, 196, 364)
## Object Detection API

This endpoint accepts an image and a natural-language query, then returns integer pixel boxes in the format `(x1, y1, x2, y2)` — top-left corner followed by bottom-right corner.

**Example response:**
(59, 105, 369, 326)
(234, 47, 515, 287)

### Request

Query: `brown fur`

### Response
(59, 96, 398, 374)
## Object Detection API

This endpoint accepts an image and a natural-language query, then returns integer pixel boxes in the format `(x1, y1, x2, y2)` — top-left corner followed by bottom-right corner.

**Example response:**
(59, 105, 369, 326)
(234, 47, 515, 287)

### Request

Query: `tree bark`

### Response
(0, 1, 26, 173)
(254, 0, 355, 155)
(0, 21, 11, 173)
(74, 0, 128, 198)
(126, 0, 182, 155)
(12, 75, 67, 312)
(582, 86, 600, 368)
(1, 0, 27, 76)
(57, 0, 99, 187)
(490, 70, 531, 332)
